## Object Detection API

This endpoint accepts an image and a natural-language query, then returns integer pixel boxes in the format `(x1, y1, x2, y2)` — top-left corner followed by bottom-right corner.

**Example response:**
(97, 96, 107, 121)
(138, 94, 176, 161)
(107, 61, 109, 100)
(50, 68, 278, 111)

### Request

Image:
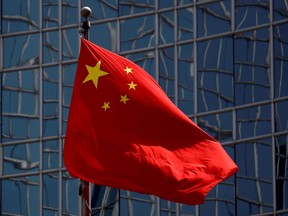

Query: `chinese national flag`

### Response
(64, 38, 238, 205)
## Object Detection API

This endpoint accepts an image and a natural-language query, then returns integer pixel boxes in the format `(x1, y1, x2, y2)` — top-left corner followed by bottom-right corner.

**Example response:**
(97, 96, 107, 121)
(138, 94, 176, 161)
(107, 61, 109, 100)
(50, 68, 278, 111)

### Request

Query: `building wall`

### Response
(1, 0, 288, 215)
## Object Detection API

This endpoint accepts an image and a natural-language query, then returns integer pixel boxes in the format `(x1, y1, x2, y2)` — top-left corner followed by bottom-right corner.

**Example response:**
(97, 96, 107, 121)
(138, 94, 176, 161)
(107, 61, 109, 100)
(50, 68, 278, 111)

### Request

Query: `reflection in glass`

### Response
(275, 100, 288, 133)
(62, 0, 78, 25)
(62, 28, 80, 60)
(273, 0, 288, 21)
(3, 34, 39, 68)
(178, 7, 194, 41)
(62, 172, 79, 215)
(197, 1, 231, 37)
(159, 47, 175, 102)
(234, 28, 270, 105)
(120, 15, 155, 51)
(236, 0, 269, 30)
(43, 66, 59, 137)
(43, 173, 59, 214)
(198, 112, 232, 142)
(274, 23, 288, 98)
(178, 44, 194, 115)
(159, 11, 174, 45)
(62, 63, 77, 134)
(236, 105, 271, 139)
(120, 190, 156, 216)
(197, 37, 233, 112)
(43, 31, 59, 63)
(43, 0, 59, 28)
(91, 186, 119, 215)
(2, 176, 39, 215)
(3, 142, 39, 175)
(119, 0, 155, 15)
(275, 135, 288, 210)
(2, 0, 39, 33)
(43, 140, 59, 170)
(2, 70, 40, 142)
(90, 22, 117, 52)
(236, 139, 273, 215)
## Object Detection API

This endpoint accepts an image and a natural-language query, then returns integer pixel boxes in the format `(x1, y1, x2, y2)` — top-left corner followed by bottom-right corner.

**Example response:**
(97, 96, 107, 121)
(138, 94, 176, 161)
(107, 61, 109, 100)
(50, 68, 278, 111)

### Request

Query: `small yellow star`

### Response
(102, 102, 110, 111)
(120, 95, 130, 104)
(83, 60, 109, 89)
(128, 81, 137, 90)
(124, 67, 133, 74)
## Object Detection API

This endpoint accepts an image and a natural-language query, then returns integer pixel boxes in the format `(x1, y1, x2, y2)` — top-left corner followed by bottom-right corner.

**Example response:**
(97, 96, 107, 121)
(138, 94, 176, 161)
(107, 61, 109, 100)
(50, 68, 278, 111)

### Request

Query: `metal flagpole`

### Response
(80, 6, 92, 216)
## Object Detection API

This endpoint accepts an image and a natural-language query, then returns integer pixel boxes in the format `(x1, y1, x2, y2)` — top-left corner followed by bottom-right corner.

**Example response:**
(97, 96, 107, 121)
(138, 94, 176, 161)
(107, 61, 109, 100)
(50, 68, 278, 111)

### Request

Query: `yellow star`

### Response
(120, 95, 130, 104)
(124, 67, 133, 74)
(102, 102, 110, 111)
(128, 81, 137, 90)
(83, 60, 109, 88)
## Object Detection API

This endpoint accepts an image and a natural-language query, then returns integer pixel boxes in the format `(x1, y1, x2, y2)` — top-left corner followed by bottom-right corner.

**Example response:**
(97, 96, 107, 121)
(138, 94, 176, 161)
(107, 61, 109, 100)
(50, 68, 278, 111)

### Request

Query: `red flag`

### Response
(64, 38, 238, 205)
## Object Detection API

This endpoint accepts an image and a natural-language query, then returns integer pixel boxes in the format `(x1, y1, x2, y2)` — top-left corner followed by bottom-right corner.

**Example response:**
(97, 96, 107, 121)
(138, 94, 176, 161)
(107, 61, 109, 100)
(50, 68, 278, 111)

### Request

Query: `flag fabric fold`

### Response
(64, 38, 238, 205)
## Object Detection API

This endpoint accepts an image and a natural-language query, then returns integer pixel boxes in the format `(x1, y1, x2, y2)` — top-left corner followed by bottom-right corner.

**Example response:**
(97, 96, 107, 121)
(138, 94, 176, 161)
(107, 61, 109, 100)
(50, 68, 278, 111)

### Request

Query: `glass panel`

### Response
(91, 186, 119, 215)
(120, 15, 155, 51)
(160, 199, 177, 216)
(2, 70, 40, 142)
(197, 37, 233, 112)
(236, 139, 273, 215)
(236, 0, 269, 30)
(43, 66, 59, 137)
(83, 0, 118, 19)
(178, 0, 192, 5)
(197, 0, 231, 37)
(159, 47, 175, 102)
(90, 22, 117, 52)
(43, 31, 59, 63)
(62, 172, 79, 215)
(179, 204, 196, 215)
(159, 11, 174, 45)
(275, 100, 288, 133)
(274, 0, 288, 21)
(62, 63, 77, 134)
(120, 190, 157, 216)
(274, 23, 288, 98)
(2, 175, 39, 215)
(197, 111, 233, 142)
(234, 28, 270, 105)
(275, 135, 288, 210)
(2, 0, 39, 33)
(124, 51, 156, 79)
(119, 0, 155, 15)
(236, 104, 271, 140)
(43, 173, 59, 214)
(3, 34, 40, 68)
(3, 142, 39, 175)
(62, 0, 78, 25)
(62, 28, 80, 60)
(43, 0, 59, 28)
(43, 139, 59, 170)
(178, 43, 194, 115)
(178, 7, 194, 41)
(159, 0, 174, 9)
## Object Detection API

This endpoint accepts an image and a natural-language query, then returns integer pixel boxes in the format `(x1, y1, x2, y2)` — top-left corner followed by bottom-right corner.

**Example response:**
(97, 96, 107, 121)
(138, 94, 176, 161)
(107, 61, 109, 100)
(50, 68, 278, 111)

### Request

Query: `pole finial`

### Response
(80, 6, 92, 39)
(81, 6, 92, 19)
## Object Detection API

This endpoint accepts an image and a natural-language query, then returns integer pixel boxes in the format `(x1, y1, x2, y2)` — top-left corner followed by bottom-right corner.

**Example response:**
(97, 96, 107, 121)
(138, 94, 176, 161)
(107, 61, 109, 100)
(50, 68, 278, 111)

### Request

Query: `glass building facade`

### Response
(1, 0, 288, 215)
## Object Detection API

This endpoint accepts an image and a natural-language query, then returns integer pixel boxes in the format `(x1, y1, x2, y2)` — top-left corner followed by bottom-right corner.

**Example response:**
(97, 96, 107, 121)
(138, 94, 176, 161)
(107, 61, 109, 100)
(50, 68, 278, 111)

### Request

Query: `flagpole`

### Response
(80, 6, 92, 216)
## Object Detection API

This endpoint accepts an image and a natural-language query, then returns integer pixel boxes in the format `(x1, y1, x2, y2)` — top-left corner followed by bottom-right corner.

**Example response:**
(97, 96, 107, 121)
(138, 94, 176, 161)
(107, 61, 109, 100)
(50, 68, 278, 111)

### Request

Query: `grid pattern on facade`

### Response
(1, 0, 288, 215)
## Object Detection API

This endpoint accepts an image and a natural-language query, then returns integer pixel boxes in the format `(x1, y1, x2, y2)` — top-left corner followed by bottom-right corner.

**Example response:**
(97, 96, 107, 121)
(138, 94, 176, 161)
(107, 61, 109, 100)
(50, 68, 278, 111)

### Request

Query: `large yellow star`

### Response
(83, 60, 109, 88)
(124, 67, 133, 74)
(120, 95, 130, 104)
(102, 102, 110, 111)
(128, 81, 137, 90)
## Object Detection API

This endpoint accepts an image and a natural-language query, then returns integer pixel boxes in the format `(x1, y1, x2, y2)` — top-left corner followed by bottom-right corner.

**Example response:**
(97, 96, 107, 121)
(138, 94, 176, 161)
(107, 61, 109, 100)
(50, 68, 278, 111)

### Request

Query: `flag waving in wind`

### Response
(64, 38, 238, 205)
